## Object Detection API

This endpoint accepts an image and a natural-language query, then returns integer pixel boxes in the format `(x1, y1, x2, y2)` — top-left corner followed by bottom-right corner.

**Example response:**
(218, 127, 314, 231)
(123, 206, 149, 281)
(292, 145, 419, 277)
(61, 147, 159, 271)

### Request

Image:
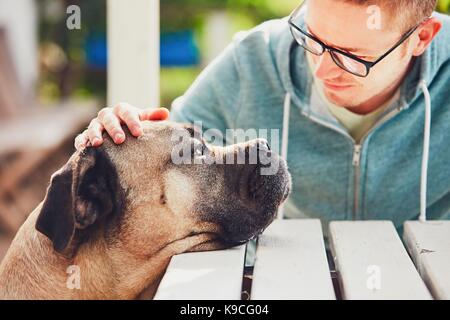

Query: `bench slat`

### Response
(154, 245, 246, 300)
(329, 221, 432, 300)
(251, 219, 335, 300)
(403, 221, 450, 299)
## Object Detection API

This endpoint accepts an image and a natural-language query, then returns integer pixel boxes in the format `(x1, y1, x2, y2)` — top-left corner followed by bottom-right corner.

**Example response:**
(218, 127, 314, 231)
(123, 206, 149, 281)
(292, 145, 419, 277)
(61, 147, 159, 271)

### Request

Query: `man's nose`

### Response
(314, 51, 344, 80)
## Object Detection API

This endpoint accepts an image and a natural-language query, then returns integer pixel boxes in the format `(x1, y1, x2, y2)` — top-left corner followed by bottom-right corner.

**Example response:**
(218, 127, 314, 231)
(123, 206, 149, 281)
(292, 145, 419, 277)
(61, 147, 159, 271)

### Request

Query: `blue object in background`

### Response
(84, 30, 199, 69)
(85, 33, 108, 70)
(160, 30, 200, 67)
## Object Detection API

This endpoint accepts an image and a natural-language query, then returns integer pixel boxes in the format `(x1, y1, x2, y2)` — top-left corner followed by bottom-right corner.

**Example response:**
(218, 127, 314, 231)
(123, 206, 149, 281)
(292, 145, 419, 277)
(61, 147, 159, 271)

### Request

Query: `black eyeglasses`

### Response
(288, 3, 426, 77)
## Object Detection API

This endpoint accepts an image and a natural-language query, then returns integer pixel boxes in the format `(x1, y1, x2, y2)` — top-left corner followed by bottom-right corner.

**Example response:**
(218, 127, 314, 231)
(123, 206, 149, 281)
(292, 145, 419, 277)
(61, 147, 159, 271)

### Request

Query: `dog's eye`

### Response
(159, 194, 167, 205)
(194, 145, 202, 156)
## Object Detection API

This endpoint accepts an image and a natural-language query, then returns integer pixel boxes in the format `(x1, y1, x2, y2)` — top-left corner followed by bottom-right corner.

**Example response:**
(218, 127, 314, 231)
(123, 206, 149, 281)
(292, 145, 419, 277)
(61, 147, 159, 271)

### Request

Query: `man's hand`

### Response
(74, 103, 170, 150)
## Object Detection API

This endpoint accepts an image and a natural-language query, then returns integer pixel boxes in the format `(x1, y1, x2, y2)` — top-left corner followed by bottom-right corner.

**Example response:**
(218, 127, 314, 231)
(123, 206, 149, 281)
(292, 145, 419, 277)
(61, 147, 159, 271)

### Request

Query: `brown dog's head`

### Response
(36, 121, 291, 258)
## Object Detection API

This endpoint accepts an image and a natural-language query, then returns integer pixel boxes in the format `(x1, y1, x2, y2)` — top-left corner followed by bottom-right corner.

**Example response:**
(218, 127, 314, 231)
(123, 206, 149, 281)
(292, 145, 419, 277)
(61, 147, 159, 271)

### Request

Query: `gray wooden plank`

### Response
(403, 221, 450, 299)
(154, 245, 245, 300)
(0, 101, 97, 154)
(251, 219, 335, 300)
(329, 221, 432, 300)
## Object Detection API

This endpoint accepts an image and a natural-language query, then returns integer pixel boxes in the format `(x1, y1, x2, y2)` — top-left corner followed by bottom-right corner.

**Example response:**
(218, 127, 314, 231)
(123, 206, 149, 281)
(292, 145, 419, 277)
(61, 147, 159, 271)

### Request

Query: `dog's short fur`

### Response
(0, 121, 291, 299)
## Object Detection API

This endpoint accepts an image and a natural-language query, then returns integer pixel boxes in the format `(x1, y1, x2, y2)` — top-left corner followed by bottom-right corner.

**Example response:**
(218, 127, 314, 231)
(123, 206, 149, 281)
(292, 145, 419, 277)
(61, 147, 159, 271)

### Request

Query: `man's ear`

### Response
(36, 148, 124, 256)
(412, 17, 442, 57)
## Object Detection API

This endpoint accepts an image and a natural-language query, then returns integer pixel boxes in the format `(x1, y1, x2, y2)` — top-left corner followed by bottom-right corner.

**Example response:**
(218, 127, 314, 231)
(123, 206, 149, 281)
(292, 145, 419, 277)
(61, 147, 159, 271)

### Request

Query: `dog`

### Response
(0, 121, 291, 299)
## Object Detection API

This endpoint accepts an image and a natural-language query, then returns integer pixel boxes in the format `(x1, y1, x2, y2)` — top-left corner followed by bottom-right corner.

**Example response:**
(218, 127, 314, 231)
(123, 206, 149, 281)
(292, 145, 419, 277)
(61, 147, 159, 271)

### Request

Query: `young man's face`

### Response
(305, 0, 417, 108)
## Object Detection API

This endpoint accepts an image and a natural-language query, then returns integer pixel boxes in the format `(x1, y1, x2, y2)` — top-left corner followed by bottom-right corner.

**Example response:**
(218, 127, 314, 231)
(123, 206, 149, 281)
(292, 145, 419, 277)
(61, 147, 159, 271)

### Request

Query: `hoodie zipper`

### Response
(302, 106, 403, 219)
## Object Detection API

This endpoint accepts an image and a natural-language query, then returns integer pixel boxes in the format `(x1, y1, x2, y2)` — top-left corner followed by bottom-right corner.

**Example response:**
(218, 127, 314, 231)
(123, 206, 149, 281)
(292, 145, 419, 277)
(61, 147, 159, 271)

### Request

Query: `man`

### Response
(75, 0, 449, 237)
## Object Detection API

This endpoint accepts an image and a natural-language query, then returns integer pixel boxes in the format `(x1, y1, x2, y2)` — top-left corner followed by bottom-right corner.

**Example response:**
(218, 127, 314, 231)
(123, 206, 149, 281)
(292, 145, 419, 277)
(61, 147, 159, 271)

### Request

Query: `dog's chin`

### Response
(186, 232, 253, 252)
(209, 179, 291, 247)
(244, 175, 292, 241)
(187, 238, 230, 252)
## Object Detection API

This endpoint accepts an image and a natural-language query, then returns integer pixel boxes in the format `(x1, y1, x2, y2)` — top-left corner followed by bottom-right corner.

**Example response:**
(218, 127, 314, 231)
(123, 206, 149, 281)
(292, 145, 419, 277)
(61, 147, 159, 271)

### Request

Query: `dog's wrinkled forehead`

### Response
(103, 121, 187, 164)
(106, 120, 182, 150)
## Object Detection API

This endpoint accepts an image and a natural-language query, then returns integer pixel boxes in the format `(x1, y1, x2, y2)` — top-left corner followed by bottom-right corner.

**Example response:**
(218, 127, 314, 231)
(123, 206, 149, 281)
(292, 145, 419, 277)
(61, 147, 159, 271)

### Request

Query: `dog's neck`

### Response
(0, 205, 172, 299)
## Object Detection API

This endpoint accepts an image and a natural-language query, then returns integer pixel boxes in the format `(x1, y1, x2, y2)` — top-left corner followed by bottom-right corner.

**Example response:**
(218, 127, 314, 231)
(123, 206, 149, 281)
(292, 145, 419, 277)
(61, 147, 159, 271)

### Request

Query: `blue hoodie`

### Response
(171, 10, 450, 239)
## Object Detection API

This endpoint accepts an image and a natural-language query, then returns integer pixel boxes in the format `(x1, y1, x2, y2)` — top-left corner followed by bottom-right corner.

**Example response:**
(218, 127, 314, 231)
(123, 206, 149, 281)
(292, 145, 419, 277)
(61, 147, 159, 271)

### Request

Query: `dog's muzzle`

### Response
(217, 139, 291, 245)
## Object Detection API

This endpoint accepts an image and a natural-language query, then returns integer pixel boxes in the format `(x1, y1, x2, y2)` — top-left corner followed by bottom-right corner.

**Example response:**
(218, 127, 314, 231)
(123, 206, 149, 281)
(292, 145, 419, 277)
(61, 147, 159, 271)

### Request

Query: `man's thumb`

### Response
(139, 107, 170, 121)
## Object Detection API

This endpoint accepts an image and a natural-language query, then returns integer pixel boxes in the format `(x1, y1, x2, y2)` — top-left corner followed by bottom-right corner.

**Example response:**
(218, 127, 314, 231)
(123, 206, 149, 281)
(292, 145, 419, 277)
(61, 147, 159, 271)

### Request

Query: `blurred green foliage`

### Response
(438, 0, 450, 12)
(161, 0, 299, 32)
(38, 0, 106, 104)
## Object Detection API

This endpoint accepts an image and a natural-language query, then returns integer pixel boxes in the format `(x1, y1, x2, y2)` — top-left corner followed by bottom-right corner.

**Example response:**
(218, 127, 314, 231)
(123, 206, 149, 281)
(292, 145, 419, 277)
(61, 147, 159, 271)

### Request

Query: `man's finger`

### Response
(87, 118, 104, 147)
(114, 103, 143, 137)
(99, 110, 125, 144)
(74, 130, 89, 150)
(140, 107, 170, 121)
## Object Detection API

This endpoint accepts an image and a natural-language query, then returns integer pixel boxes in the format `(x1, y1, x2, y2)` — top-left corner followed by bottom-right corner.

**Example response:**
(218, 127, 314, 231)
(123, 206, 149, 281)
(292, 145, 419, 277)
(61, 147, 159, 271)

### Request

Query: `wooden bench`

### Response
(154, 219, 450, 300)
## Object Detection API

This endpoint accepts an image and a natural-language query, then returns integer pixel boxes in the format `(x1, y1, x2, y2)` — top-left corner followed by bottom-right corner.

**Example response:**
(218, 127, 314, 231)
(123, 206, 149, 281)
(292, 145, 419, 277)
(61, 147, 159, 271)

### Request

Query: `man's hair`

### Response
(340, 0, 437, 31)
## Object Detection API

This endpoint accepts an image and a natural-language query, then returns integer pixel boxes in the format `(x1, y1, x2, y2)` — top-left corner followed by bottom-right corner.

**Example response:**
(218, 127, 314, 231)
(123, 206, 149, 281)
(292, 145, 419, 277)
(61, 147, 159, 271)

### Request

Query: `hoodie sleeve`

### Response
(170, 39, 242, 144)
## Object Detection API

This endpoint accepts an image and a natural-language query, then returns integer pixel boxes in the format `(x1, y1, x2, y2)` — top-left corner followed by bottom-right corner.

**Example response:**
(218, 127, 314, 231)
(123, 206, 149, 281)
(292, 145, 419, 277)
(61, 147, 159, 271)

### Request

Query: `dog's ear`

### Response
(36, 148, 123, 256)
(36, 163, 75, 254)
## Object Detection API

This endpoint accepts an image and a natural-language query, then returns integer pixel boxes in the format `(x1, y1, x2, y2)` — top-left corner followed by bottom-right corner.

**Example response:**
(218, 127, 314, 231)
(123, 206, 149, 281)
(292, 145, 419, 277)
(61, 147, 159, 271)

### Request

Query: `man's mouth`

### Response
(323, 81, 354, 91)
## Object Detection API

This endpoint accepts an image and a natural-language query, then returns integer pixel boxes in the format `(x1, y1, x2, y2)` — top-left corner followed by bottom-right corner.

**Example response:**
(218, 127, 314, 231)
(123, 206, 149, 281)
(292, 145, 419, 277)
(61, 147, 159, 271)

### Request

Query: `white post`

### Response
(203, 10, 231, 65)
(0, 0, 38, 103)
(107, 0, 160, 108)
